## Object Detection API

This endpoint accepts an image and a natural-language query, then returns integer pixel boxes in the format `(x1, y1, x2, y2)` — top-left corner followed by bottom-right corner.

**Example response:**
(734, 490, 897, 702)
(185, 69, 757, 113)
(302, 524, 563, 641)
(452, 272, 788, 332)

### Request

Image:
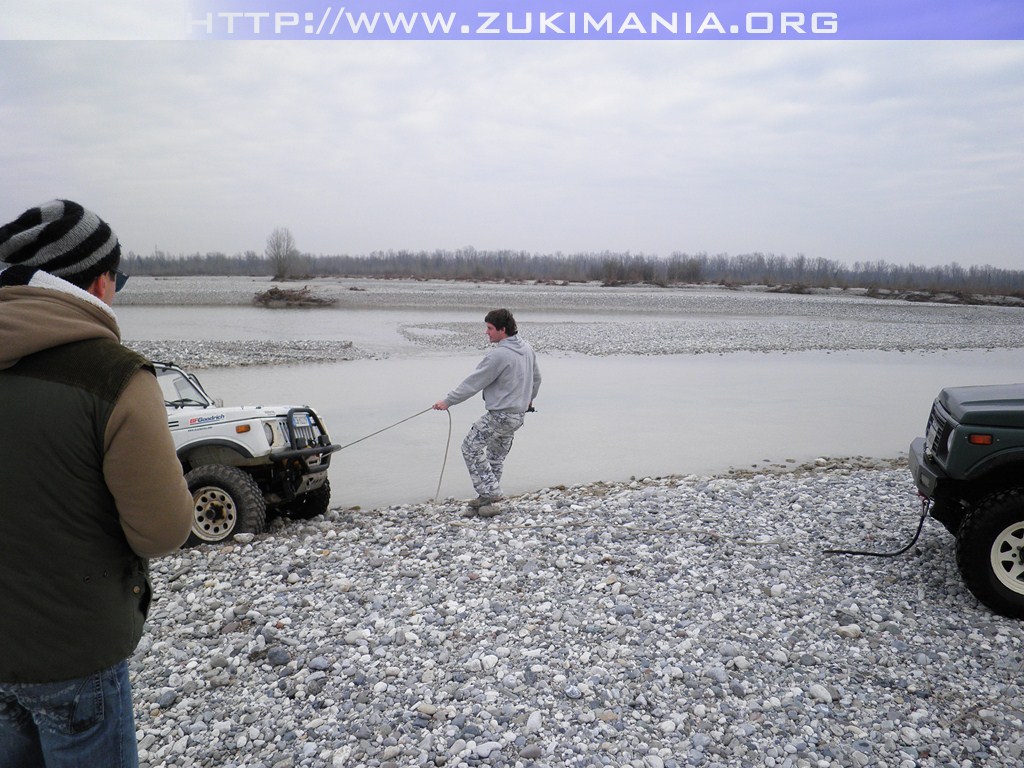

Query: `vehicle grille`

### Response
(925, 405, 952, 459)
(292, 422, 322, 448)
(287, 409, 328, 449)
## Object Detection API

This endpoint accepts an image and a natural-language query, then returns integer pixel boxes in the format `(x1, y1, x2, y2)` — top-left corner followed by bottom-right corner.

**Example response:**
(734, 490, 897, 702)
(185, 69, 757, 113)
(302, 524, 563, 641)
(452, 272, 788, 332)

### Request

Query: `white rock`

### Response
(525, 710, 543, 733)
(836, 623, 862, 638)
(475, 741, 503, 758)
(808, 684, 833, 703)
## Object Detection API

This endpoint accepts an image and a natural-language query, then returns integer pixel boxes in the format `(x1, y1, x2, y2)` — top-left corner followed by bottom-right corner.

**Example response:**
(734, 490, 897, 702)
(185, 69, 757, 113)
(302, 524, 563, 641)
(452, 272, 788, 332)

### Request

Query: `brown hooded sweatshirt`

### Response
(0, 271, 193, 683)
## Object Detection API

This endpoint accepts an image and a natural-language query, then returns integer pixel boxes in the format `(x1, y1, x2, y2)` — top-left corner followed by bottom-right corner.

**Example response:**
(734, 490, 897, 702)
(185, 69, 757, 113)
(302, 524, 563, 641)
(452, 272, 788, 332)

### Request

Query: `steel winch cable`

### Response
(821, 497, 932, 558)
(335, 407, 453, 501)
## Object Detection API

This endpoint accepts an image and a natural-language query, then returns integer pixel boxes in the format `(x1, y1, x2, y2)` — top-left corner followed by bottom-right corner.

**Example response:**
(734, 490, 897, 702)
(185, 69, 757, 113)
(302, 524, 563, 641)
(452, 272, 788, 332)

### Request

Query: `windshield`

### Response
(156, 366, 211, 407)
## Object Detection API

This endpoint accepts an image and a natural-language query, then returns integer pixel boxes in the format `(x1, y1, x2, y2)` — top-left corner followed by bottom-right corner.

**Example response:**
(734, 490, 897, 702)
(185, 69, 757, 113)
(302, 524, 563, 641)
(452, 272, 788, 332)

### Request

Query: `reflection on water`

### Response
(190, 348, 1024, 511)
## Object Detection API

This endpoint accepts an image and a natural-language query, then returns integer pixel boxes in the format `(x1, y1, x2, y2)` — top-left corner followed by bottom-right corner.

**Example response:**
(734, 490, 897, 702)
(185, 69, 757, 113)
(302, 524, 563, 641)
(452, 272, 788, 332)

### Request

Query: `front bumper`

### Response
(271, 442, 340, 464)
(909, 436, 946, 499)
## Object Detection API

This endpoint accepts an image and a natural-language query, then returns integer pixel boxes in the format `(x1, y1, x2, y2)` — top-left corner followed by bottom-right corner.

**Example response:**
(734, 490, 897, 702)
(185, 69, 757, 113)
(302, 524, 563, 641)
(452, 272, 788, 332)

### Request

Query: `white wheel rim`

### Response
(192, 486, 238, 541)
(990, 520, 1024, 596)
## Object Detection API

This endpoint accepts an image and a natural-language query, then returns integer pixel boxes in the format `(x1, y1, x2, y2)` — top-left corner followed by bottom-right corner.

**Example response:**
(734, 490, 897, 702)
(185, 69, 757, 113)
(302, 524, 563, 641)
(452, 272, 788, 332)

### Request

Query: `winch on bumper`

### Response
(908, 436, 941, 499)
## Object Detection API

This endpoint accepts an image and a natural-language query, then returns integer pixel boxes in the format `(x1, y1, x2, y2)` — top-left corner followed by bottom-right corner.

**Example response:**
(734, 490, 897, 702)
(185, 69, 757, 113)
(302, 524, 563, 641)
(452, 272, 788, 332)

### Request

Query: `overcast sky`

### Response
(2, 12, 1022, 269)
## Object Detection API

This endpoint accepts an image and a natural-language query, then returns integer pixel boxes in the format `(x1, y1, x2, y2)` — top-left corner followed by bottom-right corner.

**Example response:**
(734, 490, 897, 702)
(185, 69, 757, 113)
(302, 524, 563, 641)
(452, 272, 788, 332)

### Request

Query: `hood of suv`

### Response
(938, 383, 1024, 428)
(166, 404, 299, 429)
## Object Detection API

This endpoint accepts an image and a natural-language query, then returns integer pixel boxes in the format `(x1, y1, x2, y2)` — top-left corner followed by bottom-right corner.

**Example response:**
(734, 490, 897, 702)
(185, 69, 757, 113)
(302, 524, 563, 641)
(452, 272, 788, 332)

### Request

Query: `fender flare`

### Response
(177, 438, 256, 463)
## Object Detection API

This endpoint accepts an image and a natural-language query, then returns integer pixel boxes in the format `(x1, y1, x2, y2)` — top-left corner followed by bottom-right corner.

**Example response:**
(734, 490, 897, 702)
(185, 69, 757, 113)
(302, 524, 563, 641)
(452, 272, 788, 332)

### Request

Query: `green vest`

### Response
(0, 338, 153, 683)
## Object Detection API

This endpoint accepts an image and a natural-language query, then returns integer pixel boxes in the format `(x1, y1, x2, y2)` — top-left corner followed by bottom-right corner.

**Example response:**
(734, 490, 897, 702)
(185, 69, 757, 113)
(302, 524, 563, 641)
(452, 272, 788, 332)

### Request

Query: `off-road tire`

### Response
(185, 464, 267, 546)
(282, 481, 332, 520)
(955, 487, 1024, 619)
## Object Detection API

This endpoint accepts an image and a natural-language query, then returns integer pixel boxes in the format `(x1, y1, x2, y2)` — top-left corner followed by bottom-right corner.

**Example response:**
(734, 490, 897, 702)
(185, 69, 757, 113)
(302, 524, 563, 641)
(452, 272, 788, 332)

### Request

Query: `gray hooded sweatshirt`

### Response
(444, 334, 541, 413)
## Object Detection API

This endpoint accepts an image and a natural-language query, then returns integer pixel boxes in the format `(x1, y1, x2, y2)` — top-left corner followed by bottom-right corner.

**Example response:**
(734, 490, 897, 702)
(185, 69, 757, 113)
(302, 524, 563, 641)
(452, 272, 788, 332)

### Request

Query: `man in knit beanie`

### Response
(0, 200, 193, 766)
(0, 198, 126, 290)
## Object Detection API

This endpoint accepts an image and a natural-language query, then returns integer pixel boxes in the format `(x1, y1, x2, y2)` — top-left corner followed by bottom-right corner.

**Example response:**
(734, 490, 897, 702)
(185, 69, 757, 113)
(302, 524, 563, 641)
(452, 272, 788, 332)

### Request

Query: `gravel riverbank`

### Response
(133, 458, 1024, 768)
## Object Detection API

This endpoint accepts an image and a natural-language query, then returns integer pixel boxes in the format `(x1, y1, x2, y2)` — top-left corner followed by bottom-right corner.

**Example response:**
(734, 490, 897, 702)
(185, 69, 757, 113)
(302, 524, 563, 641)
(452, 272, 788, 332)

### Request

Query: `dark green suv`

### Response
(909, 383, 1024, 618)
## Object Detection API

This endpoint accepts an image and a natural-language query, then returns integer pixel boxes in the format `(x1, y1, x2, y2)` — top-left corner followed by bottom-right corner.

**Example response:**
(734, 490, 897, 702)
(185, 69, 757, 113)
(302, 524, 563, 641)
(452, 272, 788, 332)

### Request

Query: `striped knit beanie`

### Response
(0, 199, 121, 278)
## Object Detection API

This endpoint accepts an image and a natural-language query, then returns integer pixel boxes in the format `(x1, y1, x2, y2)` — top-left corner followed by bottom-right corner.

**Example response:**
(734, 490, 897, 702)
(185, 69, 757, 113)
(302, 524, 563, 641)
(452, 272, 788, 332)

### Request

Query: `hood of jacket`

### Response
(0, 269, 120, 371)
(497, 335, 530, 356)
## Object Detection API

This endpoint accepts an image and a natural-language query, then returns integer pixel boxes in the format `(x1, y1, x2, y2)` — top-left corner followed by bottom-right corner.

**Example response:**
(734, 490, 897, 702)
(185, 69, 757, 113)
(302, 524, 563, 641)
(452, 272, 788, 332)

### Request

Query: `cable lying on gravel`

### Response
(132, 459, 1024, 768)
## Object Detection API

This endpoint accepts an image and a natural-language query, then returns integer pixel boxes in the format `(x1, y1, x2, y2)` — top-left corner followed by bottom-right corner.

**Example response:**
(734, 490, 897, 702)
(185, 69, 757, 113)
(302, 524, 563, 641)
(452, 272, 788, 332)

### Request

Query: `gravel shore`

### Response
(121, 277, 1024, 767)
(134, 458, 1024, 768)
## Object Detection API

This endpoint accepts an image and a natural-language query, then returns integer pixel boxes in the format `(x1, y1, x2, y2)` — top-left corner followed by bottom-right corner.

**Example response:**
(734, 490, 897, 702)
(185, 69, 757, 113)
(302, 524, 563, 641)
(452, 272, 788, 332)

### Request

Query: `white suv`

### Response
(155, 361, 339, 545)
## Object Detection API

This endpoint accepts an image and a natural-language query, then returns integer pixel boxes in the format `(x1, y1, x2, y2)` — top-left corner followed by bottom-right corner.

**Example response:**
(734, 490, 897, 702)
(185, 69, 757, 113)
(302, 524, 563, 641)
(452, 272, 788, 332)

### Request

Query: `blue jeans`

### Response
(0, 660, 138, 768)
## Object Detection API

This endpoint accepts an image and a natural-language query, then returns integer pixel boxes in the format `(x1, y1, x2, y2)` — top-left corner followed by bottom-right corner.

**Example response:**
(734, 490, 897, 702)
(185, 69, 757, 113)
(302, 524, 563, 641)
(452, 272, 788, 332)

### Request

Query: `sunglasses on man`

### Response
(110, 270, 129, 292)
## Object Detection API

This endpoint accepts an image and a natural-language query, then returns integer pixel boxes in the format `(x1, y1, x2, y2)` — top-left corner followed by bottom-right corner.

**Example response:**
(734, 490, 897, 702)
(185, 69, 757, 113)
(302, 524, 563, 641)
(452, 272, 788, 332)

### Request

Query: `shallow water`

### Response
(204, 348, 1023, 510)
(119, 295, 1024, 509)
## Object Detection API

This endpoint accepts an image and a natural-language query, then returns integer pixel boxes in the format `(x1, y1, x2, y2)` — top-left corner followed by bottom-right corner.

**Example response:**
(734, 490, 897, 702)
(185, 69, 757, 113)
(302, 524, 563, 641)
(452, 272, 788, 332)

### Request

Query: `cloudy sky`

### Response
(2, 4, 1022, 269)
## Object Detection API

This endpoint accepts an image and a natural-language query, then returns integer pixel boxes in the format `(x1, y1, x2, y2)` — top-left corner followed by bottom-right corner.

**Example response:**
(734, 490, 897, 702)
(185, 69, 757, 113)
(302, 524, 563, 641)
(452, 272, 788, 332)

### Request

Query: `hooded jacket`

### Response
(0, 271, 193, 683)
(443, 334, 541, 413)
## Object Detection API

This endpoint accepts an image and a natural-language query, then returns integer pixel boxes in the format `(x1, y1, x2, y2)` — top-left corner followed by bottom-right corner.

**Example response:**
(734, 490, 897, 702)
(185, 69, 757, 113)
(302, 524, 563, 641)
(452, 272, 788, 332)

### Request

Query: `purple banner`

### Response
(186, 0, 1024, 40)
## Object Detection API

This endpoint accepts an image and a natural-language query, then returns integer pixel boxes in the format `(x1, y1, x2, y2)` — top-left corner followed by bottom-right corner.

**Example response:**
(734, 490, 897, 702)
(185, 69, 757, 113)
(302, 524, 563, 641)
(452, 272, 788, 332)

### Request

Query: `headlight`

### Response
(264, 423, 276, 445)
(947, 429, 958, 455)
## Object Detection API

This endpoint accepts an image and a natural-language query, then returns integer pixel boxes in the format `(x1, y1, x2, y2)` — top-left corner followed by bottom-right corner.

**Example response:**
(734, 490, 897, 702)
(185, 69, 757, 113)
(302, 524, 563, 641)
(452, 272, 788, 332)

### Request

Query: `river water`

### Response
(117, 285, 1024, 510)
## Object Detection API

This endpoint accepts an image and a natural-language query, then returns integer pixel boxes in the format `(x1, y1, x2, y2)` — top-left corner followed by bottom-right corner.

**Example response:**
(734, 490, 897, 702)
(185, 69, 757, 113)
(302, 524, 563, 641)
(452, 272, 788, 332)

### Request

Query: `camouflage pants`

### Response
(461, 411, 525, 499)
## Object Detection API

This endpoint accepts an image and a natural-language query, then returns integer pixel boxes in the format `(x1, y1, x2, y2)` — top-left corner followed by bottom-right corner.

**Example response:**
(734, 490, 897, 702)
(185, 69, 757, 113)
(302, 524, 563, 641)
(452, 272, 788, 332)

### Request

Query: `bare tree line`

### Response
(123, 239, 1024, 297)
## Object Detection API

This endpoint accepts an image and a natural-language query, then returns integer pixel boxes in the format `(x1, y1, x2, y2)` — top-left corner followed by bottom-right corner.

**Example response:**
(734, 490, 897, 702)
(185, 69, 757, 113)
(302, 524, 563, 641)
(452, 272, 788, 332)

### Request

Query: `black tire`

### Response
(184, 465, 267, 546)
(955, 487, 1024, 619)
(283, 481, 332, 520)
